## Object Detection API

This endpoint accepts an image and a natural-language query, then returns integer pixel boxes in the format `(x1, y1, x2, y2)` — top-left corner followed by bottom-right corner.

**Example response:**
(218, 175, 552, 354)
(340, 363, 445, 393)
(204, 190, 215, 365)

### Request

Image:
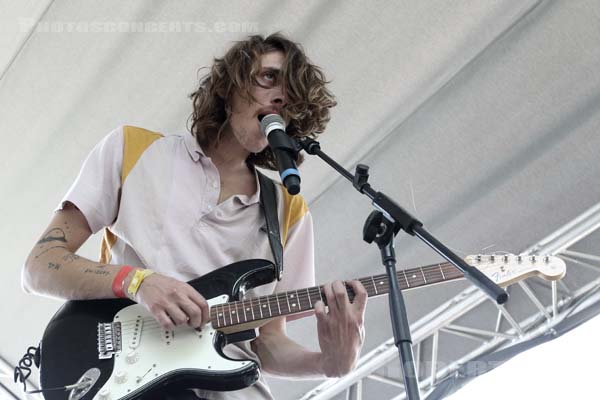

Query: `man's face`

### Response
(228, 51, 287, 154)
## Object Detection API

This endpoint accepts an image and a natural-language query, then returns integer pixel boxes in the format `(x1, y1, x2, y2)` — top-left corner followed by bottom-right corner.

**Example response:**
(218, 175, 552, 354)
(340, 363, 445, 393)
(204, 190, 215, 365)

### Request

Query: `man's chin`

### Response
(253, 139, 269, 154)
(250, 145, 268, 155)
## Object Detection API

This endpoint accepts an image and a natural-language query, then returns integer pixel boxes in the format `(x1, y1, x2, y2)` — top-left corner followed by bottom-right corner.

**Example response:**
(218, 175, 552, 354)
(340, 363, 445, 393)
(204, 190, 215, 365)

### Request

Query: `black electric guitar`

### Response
(38, 254, 565, 400)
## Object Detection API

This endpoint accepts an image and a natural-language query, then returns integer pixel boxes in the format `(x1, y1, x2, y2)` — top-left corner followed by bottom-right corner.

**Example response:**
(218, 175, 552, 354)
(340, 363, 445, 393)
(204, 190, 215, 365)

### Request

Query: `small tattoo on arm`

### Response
(48, 262, 61, 270)
(37, 228, 68, 245)
(35, 228, 70, 258)
(35, 246, 68, 258)
(62, 254, 81, 263)
(83, 268, 110, 276)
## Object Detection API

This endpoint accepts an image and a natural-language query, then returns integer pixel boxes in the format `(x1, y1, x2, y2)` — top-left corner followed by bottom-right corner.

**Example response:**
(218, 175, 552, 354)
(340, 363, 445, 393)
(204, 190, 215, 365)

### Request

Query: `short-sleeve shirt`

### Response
(58, 125, 315, 400)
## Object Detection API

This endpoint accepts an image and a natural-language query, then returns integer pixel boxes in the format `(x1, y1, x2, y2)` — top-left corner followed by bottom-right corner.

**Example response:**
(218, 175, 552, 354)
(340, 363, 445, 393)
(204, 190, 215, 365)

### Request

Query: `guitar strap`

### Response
(257, 170, 284, 281)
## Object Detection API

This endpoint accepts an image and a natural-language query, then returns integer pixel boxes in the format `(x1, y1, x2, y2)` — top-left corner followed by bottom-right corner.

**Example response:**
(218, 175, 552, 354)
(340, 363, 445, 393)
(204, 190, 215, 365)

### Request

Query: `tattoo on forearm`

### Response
(84, 268, 110, 276)
(35, 228, 70, 259)
(37, 228, 67, 245)
(35, 245, 68, 258)
(62, 254, 81, 263)
(48, 262, 61, 270)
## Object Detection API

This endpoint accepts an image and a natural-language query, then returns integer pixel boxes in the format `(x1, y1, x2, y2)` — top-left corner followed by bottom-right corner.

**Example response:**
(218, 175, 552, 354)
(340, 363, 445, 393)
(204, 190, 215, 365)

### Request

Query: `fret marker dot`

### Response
(232, 311, 236, 314)
(412, 275, 417, 278)
(246, 308, 250, 311)
(379, 282, 384, 285)
(292, 303, 296, 307)
(290, 294, 295, 298)
(263, 305, 267, 308)
(218, 313, 222, 316)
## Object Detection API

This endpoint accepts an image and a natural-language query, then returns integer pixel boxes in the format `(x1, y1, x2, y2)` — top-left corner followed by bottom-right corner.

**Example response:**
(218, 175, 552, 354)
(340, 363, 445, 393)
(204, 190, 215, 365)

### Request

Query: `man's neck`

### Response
(204, 132, 252, 178)
(204, 132, 257, 201)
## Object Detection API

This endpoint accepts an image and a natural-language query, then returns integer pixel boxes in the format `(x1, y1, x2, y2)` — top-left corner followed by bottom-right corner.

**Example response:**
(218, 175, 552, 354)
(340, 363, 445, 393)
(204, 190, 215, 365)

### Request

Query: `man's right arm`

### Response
(22, 202, 120, 299)
(22, 202, 210, 330)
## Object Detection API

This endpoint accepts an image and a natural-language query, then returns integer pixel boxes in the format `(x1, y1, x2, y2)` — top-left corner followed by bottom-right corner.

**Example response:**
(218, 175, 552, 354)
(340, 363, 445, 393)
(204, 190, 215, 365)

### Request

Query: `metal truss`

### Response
(300, 202, 600, 400)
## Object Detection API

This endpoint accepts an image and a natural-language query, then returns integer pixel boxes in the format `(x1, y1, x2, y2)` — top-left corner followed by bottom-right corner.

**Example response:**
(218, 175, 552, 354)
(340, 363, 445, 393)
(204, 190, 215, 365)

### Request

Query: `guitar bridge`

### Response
(97, 322, 122, 359)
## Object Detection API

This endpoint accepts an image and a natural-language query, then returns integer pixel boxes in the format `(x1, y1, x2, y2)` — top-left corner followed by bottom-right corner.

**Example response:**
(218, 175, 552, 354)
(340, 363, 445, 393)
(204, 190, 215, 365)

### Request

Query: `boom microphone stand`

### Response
(296, 138, 508, 400)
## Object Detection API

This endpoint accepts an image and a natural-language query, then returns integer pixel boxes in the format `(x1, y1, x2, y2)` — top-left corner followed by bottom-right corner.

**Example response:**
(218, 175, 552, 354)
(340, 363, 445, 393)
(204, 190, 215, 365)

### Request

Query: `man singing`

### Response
(22, 33, 367, 399)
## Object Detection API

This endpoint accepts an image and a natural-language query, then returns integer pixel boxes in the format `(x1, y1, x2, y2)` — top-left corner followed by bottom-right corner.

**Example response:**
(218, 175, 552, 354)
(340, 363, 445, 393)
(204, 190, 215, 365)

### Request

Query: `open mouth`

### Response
(257, 110, 281, 122)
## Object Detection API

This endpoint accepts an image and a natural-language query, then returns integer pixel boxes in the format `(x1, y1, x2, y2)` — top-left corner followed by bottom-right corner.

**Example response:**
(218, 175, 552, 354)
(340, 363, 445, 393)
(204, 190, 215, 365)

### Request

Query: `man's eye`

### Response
(263, 72, 275, 80)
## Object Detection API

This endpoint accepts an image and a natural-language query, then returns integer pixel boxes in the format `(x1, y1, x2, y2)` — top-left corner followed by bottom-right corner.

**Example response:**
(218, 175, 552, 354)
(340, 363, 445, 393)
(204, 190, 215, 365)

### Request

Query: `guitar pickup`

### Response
(97, 322, 122, 359)
(129, 315, 144, 349)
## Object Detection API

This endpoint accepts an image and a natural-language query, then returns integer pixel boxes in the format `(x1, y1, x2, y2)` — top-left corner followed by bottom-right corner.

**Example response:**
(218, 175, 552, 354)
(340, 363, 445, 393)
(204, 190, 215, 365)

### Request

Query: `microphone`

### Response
(259, 113, 301, 195)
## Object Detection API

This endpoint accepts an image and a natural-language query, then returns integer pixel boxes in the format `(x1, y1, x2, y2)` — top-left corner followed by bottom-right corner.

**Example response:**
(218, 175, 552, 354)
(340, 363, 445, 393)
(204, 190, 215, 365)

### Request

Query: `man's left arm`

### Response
(251, 279, 367, 378)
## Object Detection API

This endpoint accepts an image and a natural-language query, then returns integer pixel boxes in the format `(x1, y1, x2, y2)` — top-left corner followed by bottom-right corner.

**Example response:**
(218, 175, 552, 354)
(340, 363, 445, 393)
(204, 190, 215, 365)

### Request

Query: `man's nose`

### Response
(271, 87, 287, 108)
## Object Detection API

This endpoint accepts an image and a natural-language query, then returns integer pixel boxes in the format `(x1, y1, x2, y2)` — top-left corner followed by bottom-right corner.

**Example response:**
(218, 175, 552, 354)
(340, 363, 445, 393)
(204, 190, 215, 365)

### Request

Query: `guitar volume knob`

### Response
(98, 388, 111, 399)
(126, 350, 139, 364)
(115, 370, 127, 384)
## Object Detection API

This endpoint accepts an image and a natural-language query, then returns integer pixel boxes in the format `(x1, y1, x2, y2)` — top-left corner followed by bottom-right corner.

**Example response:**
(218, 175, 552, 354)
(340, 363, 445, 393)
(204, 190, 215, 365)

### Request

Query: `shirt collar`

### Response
(183, 132, 206, 162)
(235, 167, 261, 206)
(185, 133, 262, 206)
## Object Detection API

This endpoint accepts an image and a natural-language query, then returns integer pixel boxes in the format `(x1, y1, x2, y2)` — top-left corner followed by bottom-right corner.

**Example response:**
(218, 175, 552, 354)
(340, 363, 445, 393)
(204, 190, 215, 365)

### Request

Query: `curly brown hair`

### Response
(187, 33, 337, 170)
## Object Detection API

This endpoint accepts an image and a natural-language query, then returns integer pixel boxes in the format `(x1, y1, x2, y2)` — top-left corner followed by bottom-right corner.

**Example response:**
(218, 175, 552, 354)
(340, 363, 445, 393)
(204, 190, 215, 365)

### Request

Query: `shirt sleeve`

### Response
(55, 126, 124, 234)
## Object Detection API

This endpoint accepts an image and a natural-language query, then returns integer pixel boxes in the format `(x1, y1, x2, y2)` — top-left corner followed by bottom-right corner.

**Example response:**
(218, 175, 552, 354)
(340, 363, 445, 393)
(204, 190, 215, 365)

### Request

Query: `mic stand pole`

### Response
(296, 138, 509, 399)
(363, 210, 421, 399)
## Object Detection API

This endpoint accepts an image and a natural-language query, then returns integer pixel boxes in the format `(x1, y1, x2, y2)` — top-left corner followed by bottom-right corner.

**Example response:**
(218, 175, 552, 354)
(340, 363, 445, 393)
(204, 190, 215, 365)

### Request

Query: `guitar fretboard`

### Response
(210, 262, 464, 330)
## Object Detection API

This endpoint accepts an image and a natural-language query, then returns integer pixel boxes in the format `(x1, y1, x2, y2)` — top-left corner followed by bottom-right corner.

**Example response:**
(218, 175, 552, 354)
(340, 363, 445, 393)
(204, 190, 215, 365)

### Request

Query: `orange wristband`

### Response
(112, 266, 135, 298)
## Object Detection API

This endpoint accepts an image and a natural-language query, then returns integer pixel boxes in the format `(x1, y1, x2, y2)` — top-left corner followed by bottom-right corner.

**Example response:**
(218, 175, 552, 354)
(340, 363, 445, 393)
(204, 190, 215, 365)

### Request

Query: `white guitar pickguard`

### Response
(93, 295, 250, 400)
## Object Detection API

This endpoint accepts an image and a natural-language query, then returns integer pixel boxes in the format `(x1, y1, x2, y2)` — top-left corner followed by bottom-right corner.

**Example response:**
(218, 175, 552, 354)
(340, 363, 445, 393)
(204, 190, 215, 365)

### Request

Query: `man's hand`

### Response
(132, 273, 210, 331)
(314, 280, 367, 377)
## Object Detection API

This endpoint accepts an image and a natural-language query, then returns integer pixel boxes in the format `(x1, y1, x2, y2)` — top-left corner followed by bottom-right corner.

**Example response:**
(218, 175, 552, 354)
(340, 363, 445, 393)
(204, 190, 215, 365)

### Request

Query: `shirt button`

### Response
(212, 181, 219, 189)
(207, 204, 213, 211)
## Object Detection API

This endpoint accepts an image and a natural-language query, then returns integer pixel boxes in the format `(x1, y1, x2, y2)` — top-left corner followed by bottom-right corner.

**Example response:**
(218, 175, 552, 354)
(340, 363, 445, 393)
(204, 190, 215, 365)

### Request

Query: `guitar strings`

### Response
(118, 265, 462, 332)
(216, 263, 462, 310)
(118, 261, 502, 333)
(231, 255, 540, 319)
(114, 262, 462, 331)
(115, 258, 536, 335)
(211, 264, 466, 327)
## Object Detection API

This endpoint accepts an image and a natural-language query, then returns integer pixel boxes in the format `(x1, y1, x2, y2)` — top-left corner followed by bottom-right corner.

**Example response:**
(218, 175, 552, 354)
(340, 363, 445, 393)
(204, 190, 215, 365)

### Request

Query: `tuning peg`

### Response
(503, 254, 509, 262)
(517, 255, 522, 262)
(544, 255, 550, 263)
(490, 255, 495, 262)
(476, 254, 482, 262)
(530, 255, 537, 263)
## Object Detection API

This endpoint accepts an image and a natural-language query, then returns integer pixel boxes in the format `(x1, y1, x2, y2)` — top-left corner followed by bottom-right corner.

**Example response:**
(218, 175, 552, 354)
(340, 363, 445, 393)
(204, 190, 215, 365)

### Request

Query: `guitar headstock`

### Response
(465, 254, 566, 287)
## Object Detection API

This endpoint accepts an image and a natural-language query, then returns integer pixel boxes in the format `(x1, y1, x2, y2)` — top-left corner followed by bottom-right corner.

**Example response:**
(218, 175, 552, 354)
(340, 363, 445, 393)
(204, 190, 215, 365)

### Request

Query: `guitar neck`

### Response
(210, 262, 464, 331)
